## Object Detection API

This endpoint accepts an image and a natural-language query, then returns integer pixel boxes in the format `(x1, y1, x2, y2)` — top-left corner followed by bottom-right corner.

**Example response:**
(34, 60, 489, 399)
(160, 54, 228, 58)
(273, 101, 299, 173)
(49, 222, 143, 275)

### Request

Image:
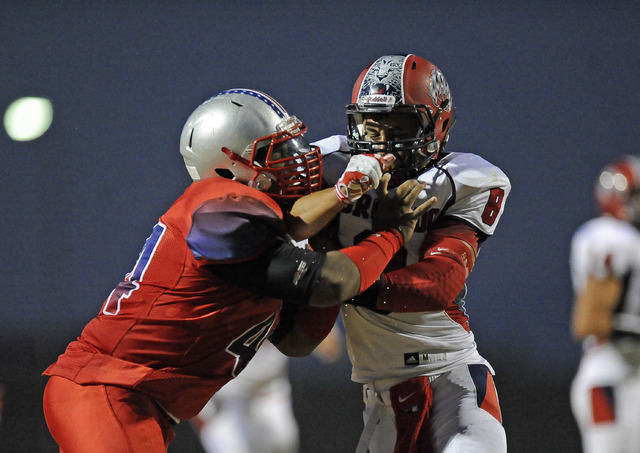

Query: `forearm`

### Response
(285, 188, 344, 242)
(379, 257, 467, 311)
(571, 275, 621, 340)
(348, 224, 479, 313)
(308, 229, 404, 307)
(286, 153, 393, 241)
(273, 328, 321, 357)
(350, 254, 468, 312)
(271, 304, 341, 357)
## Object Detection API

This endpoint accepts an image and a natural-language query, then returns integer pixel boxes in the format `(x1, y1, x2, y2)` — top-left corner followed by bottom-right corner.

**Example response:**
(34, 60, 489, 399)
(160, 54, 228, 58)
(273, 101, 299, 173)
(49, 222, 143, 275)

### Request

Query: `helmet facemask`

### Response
(347, 103, 440, 176)
(243, 116, 322, 200)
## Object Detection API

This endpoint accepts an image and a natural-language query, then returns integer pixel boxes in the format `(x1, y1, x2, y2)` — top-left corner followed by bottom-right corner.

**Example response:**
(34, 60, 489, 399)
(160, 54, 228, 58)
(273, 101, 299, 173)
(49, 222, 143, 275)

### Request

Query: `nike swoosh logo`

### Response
(398, 391, 417, 403)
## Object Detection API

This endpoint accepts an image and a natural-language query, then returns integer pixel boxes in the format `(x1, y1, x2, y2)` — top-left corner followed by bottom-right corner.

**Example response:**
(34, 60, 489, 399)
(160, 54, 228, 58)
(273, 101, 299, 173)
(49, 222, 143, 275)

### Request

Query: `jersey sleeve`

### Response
(438, 153, 511, 237)
(312, 136, 350, 188)
(312, 135, 350, 156)
(186, 193, 287, 263)
(352, 220, 480, 313)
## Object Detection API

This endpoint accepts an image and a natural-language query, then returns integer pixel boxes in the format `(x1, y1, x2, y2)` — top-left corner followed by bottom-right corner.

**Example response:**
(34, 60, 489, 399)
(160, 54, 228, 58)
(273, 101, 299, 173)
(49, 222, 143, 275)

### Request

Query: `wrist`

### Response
(334, 183, 353, 205)
(376, 227, 404, 246)
(348, 279, 382, 309)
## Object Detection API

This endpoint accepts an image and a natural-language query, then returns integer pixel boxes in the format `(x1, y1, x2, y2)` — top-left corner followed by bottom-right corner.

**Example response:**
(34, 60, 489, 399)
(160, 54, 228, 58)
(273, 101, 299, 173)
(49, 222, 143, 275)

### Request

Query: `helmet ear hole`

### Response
(215, 168, 234, 179)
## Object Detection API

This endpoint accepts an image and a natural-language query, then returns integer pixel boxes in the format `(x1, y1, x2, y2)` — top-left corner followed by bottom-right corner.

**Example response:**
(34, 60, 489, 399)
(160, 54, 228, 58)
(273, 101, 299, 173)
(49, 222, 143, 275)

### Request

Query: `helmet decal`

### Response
(429, 68, 452, 112)
(358, 55, 406, 101)
(216, 89, 287, 119)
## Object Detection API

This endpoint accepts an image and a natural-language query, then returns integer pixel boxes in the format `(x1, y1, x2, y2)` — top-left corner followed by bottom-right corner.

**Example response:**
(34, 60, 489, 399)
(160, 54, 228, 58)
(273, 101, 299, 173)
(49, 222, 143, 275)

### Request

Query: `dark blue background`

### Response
(2, 1, 639, 451)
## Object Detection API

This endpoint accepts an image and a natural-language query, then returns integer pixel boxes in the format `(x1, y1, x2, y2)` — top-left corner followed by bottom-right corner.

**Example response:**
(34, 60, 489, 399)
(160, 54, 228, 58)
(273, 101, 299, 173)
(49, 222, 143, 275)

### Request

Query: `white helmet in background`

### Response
(180, 88, 322, 200)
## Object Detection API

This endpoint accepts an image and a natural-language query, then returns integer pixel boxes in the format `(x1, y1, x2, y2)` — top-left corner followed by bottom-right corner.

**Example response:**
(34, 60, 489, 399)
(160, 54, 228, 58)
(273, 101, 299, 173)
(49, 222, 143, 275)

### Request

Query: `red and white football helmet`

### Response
(595, 155, 640, 227)
(346, 54, 456, 176)
(180, 89, 322, 200)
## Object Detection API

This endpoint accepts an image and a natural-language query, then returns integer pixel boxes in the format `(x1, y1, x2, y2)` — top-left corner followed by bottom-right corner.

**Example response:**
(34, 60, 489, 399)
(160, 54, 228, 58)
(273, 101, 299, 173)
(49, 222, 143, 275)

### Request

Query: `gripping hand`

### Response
(372, 175, 437, 243)
(334, 154, 395, 204)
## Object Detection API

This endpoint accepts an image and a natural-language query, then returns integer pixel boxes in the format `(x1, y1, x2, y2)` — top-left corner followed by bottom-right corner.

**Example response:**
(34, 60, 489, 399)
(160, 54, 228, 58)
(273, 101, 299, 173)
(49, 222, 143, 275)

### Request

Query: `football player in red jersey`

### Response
(311, 54, 510, 452)
(570, 156, 640, 453)
(42, 88, 435, 452)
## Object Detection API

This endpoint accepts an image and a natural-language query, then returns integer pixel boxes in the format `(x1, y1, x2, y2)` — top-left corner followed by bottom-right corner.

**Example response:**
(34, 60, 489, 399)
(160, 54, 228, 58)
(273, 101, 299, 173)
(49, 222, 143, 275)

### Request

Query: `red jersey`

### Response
(44, 178, 287, 419)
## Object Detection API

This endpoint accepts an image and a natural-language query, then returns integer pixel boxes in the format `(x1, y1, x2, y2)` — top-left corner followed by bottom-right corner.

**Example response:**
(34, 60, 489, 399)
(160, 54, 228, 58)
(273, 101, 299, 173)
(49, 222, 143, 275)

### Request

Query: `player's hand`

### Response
(372, 174, 436, 243)
(334, 153, 395, 204)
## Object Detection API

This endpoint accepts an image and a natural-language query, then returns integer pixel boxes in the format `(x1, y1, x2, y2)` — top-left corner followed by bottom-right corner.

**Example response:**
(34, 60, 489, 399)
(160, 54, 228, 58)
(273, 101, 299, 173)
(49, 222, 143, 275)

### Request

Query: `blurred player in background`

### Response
(570, 155, 640, 453)
(311, 54, 510, 452)
(192, 328, 343, 453)
(42, 88, 433, 452)
(193, 340, 299, 453)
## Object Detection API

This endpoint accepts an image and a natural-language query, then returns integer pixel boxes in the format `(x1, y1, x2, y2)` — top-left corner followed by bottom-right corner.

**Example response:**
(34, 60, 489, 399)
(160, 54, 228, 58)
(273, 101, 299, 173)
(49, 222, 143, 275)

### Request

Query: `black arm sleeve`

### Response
(208, 239, 326, 305)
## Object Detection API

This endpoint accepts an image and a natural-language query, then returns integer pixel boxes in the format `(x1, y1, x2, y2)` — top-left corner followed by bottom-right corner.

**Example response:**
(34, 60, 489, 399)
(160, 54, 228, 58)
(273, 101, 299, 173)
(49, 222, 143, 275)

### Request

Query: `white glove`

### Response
(334, 154, 395, 204)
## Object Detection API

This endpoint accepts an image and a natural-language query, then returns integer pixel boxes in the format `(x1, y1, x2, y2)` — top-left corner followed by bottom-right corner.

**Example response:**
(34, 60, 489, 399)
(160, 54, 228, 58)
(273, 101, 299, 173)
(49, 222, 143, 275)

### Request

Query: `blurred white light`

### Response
(599, 171, 614, 189)
(4, 97, 54, 141)
(613, 173, 628, 191)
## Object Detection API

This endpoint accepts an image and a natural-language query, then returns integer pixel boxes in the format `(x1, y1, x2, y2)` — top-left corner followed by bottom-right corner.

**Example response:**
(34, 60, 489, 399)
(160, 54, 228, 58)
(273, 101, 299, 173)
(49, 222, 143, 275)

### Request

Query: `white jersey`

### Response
(570, 216, 640, 339)
(314, 135, 511, 383)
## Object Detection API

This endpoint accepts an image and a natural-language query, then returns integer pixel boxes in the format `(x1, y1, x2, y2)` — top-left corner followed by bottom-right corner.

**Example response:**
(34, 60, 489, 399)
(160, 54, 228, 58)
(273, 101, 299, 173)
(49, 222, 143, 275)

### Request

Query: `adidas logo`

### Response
(404, 353, 419, 366)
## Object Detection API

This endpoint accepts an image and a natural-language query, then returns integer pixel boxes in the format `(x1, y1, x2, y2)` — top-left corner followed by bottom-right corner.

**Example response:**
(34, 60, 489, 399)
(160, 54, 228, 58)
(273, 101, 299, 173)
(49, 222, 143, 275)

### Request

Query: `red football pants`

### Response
(43, 376, 176, 453)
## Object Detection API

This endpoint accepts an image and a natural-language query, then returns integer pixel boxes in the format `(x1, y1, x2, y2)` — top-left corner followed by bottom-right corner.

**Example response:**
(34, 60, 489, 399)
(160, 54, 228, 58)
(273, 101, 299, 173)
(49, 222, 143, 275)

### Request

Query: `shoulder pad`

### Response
(186, 192, 286, 262)
(438, 153, 511, 190)
(312, 135, 351, 186)
(572, 217, 640, 280)
(433, 152, 511, 236)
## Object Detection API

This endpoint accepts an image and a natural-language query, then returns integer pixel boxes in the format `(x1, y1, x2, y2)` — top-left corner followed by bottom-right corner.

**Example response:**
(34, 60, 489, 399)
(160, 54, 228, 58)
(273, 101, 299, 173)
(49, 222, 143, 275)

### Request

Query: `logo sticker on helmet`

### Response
(359, 55, 405, 100)
(428, 68, 452, 112)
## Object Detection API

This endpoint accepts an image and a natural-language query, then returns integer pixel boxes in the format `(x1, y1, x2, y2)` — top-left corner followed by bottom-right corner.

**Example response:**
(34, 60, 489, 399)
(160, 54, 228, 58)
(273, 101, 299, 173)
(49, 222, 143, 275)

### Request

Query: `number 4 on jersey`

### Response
(226, 313, 277, 377)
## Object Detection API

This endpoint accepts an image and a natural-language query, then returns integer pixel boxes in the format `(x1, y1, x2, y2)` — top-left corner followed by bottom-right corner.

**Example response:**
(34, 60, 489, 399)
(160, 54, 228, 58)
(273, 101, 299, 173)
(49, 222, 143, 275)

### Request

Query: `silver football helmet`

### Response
(180, 89, 322, 200)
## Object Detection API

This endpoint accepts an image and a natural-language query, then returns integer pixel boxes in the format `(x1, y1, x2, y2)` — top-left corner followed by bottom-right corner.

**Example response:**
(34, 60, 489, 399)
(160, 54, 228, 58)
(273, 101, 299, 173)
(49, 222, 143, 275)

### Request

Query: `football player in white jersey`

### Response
(310, 54, 510, 453)
(570, 155, 640, 453)
(192, 329, 345, 453)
